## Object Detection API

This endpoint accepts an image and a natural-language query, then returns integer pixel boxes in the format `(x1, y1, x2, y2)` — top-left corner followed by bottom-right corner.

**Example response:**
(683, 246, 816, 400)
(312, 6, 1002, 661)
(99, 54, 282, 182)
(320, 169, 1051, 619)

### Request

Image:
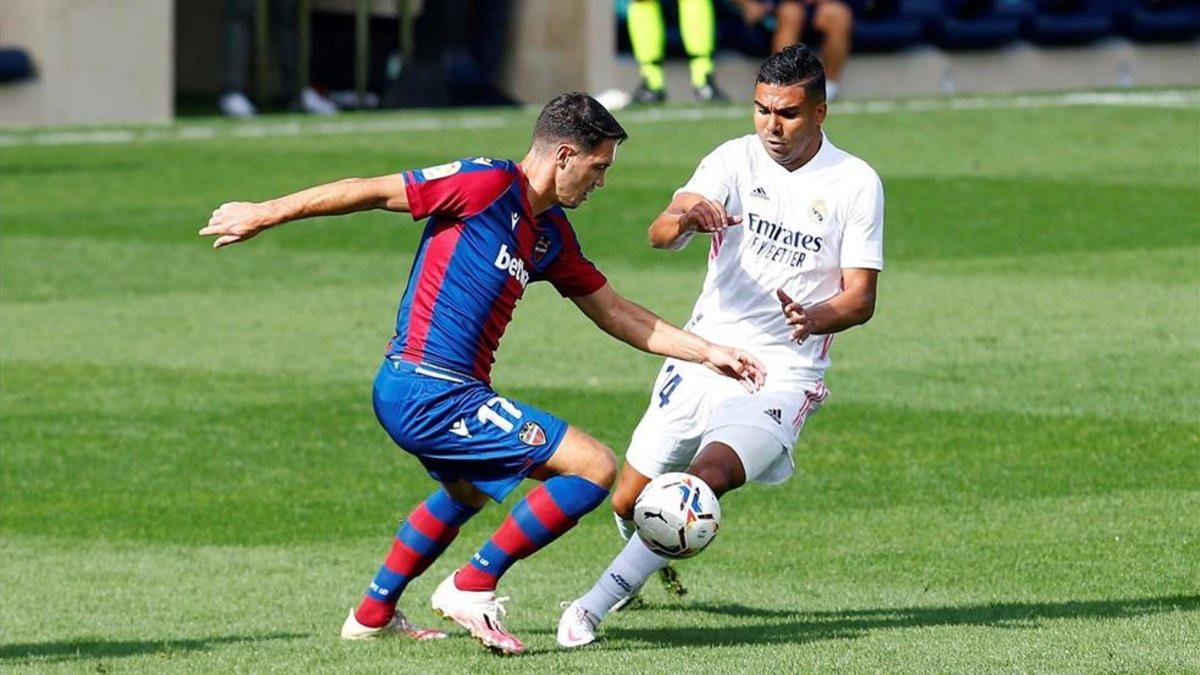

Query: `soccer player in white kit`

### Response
(557, 44, 884, 648)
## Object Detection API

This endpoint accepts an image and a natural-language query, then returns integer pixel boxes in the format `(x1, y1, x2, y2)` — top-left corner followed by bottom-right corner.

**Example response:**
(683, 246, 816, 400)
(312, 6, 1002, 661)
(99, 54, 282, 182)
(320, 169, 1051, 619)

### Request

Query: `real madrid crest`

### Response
(808, 199, 827, 225)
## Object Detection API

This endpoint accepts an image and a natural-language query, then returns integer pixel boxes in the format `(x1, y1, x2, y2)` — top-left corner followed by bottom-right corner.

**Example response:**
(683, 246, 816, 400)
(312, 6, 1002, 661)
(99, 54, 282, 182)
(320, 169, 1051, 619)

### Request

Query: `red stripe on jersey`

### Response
(402, 222, 465, 363)
(469, 218, 538, 380)
(542, 211, 607, 298)
(471, 277, 521, 381)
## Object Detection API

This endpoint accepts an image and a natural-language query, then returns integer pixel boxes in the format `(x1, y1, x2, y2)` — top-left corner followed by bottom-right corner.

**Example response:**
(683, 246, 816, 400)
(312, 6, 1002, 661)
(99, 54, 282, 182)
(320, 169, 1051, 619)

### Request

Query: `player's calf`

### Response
(607, 464, 693, 611)
(351, 487, 481, 630)
(532, 425, 618, 489)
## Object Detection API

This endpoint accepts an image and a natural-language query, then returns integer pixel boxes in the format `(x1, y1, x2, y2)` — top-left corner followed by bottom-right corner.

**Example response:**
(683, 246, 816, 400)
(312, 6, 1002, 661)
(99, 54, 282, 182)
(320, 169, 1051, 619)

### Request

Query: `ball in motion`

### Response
(633, 472, 721, 559)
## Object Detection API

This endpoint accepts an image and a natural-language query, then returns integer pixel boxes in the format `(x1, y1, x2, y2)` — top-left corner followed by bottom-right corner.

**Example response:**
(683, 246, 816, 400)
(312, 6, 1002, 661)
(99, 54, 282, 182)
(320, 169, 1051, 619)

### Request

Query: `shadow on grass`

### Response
(0, 632, 306, 664)
(603, 594, 1199, 650)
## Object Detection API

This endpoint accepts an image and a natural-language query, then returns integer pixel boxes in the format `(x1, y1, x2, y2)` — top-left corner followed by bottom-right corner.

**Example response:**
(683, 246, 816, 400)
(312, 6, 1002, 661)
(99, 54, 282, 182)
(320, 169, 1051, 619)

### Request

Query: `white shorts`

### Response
(624, 359, 829, 485)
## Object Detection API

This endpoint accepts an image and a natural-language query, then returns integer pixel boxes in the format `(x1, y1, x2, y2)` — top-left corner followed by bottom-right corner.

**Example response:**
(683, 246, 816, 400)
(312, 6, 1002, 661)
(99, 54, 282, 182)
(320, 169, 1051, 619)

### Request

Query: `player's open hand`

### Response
(701, 344, 766, 393)
(777, 288, 818, 344)
(681, 198, 742, 234)
(199, 201, 275, 249)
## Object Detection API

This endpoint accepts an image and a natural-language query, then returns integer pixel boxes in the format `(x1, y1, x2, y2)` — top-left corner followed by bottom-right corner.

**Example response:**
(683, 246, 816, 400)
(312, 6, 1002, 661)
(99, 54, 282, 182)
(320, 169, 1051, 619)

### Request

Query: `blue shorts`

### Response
(373, 358, 569, 502)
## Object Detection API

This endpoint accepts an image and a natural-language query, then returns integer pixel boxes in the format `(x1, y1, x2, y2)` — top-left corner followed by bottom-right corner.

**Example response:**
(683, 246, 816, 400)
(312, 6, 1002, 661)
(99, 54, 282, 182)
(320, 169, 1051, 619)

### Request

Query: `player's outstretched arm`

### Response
(648, 192, 742, 251)
(572, 283, 765, 391)
(777, 268, 879, 343)
(199, 173, 410, 249)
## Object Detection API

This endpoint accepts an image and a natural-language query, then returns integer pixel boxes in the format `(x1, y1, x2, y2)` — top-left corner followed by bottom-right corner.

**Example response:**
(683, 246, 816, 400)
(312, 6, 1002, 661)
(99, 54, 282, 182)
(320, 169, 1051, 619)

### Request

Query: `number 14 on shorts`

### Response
(658, 365, 682, 408)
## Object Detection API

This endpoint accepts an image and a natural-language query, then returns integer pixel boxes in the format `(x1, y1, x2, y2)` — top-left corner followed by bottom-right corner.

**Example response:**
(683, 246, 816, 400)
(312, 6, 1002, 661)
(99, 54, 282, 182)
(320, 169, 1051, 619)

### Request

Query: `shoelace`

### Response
(480, 595, 512, 632)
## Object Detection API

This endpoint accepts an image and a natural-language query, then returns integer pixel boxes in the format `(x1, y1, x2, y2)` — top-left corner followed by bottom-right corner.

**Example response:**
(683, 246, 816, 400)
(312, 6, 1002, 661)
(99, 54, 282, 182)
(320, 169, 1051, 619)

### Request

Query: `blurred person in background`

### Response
(731, 0, 852, 100)
(381, 0, 517, 109)
(628, 0, 728, 103)
(220, 0, 339, 117)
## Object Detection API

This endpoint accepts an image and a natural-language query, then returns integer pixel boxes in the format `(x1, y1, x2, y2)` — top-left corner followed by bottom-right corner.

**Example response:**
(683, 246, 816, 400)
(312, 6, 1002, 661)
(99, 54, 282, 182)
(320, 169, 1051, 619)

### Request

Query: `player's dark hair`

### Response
(533, 92, 628, 150)
(756, 44, 826, 104)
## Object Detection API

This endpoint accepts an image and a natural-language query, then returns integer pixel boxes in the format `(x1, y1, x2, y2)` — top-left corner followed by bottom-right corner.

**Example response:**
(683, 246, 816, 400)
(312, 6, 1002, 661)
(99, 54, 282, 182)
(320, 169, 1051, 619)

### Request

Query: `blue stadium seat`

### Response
(929, 0, 1027, 48)
(1023, 0, 1115, 44)
(845, 0, 928, 51)
(1113, 0, 1200, 41)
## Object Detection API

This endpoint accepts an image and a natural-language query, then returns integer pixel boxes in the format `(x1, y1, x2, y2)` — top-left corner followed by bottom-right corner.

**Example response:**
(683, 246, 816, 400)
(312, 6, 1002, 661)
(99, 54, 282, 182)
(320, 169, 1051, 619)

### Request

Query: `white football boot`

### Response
(430, 573, 524, 655)
(340, 608, 447, 640)
(556, 601, 600, 648)
(217, 91, 256, 118)
(299, 86, 339, 115)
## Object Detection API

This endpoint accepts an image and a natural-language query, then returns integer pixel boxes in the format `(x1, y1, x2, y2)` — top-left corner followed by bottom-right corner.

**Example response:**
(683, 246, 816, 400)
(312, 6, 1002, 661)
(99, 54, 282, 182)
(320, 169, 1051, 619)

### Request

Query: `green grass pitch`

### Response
(1, 93, 1198, 673)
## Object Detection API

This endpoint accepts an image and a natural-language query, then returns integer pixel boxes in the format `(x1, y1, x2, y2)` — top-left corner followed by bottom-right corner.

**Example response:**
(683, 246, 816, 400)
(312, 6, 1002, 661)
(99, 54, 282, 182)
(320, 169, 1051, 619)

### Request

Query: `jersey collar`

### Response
(513, 162, 538, 222)
(758, 132, 832, 175)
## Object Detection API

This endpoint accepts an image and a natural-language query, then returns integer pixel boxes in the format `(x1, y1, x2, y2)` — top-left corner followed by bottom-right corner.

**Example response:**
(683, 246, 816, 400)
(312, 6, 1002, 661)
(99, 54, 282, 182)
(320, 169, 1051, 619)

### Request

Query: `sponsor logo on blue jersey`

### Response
(494, 244, 530, 288)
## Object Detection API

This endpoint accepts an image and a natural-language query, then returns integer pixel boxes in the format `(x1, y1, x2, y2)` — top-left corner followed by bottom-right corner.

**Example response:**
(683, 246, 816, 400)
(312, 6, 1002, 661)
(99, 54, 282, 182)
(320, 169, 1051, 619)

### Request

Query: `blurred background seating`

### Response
(0, 0, 1195, 127)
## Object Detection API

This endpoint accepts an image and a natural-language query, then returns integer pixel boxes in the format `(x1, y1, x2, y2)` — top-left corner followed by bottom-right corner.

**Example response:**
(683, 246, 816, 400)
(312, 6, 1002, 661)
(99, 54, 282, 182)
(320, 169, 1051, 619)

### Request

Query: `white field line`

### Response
(0, 89, 1195, 149)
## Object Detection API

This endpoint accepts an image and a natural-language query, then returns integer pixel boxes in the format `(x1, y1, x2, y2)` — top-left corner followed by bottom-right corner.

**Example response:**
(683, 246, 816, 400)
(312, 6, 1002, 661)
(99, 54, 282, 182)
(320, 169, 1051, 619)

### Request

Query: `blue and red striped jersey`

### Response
(387, 157, 607, 383)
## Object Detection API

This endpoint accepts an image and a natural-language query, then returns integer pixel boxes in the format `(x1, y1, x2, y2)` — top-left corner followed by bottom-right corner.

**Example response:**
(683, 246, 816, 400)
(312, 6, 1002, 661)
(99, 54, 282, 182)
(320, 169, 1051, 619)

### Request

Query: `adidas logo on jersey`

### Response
(751, 186, 769, 200)
(494, 244, 530, 288)
(764, 408, 783, 424)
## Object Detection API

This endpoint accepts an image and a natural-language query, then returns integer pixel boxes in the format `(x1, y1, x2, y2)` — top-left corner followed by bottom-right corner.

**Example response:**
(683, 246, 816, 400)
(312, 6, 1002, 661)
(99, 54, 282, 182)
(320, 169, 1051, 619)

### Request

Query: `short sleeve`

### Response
(840, 172, 885, 271)
(542, 213, 608, 298)
(674, 141, 736, 205)
(404, 160, 513, 221)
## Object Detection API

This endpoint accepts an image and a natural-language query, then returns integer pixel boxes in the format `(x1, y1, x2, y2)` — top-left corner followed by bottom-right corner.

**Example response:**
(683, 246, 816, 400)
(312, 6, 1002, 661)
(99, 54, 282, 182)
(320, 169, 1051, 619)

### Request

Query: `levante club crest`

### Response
(532, 234, 551, 264)
(518, 421, 547, 446)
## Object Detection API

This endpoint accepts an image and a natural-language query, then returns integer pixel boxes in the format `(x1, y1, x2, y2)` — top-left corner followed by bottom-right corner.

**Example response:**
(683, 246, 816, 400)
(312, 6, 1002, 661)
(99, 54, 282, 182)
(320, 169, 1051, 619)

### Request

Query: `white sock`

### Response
(614, 512, 636, 541)
(826, 80, 840, 102)
(576, 533, 668, 620)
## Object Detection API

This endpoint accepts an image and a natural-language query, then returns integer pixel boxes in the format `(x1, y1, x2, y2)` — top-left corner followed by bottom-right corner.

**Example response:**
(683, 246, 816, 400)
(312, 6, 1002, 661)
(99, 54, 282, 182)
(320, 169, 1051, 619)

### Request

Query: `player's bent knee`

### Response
(589, 446, 618, 489)
(539, 426, 616, 488)
(610, 463, 652, 519)
(689, 443, 747, 497)
(691, 465, 736, 497)
(572, 434, 618, 488)
(611, 484, 638, 520)
(572, 434, 616, 488)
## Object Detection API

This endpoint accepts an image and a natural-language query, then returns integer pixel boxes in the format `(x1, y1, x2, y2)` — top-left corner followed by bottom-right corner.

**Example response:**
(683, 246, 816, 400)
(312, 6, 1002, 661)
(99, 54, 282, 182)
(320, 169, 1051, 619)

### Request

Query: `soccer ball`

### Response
(632, 472, 721, 559)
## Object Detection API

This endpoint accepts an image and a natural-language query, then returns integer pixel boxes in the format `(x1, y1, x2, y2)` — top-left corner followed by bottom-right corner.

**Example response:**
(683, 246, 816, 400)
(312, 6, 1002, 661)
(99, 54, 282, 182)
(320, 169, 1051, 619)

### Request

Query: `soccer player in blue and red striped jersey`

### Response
(200, 92, 765, 655)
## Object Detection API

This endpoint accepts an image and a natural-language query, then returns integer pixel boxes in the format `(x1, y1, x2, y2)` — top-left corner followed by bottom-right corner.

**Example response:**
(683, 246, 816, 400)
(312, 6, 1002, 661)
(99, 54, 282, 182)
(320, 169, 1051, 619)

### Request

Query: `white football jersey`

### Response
(674, 132, 884, 389)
